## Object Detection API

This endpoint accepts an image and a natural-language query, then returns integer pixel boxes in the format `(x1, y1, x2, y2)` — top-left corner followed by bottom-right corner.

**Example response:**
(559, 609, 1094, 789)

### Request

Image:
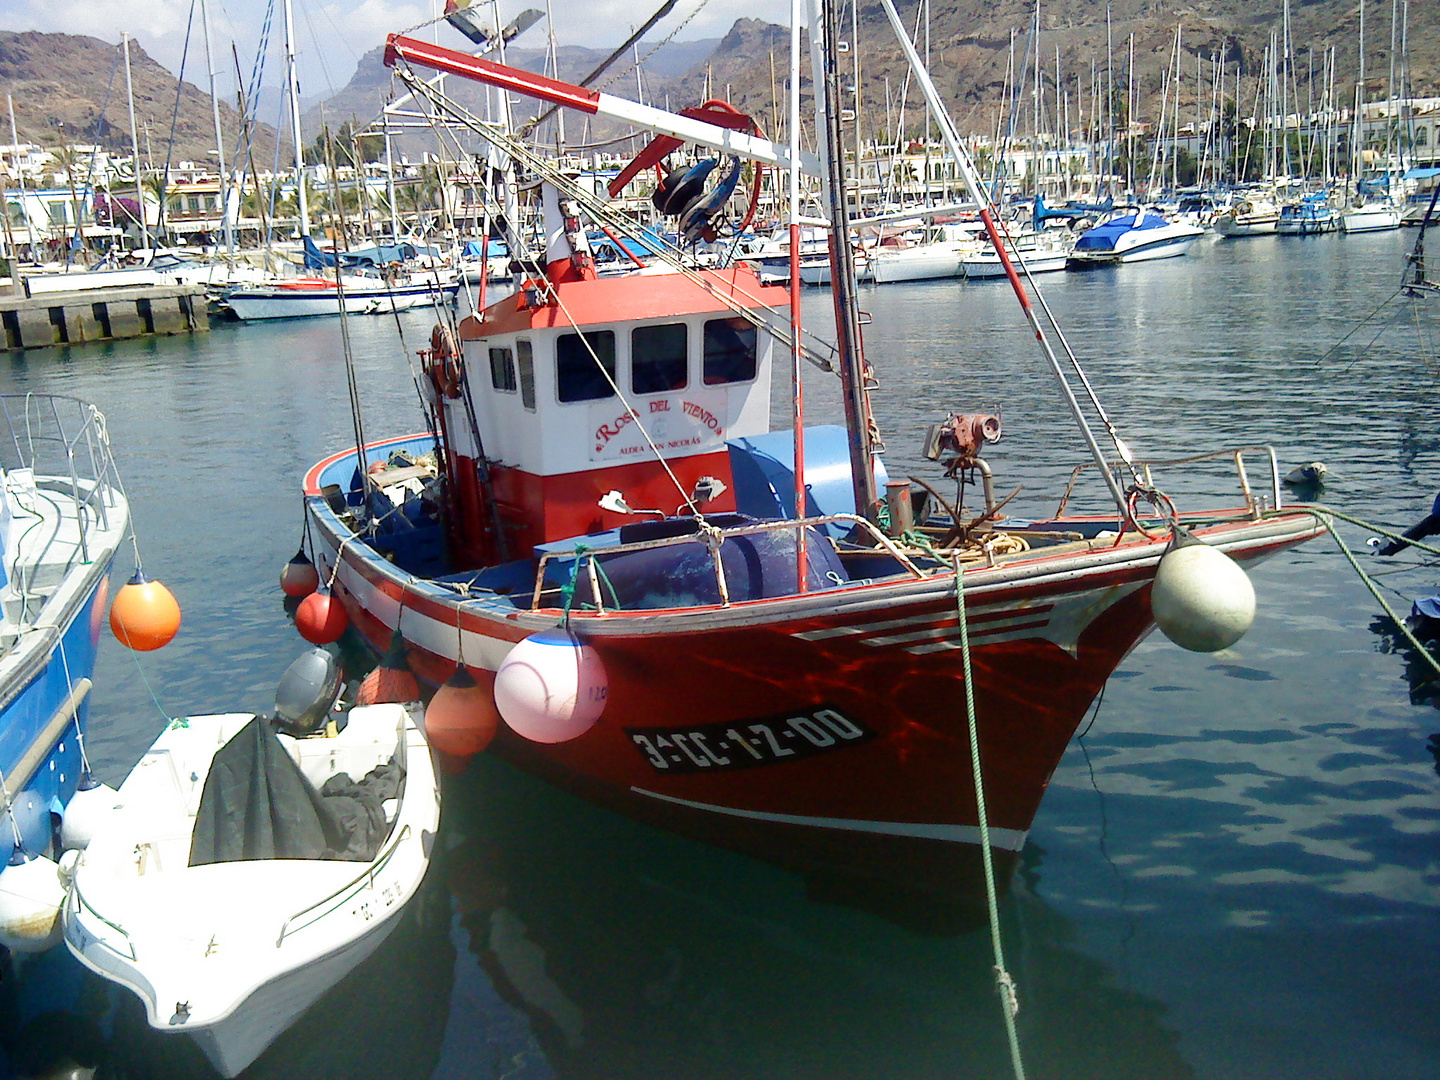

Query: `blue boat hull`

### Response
(0, 572, 113, 859)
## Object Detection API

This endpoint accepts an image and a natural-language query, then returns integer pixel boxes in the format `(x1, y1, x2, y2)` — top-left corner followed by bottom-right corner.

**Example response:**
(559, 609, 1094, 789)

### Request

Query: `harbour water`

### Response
(1, 228, 1438, 1079)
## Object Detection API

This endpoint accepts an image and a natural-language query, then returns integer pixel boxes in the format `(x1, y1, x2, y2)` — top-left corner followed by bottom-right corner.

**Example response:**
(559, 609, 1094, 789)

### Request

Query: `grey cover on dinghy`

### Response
(188, 716, 403, 866)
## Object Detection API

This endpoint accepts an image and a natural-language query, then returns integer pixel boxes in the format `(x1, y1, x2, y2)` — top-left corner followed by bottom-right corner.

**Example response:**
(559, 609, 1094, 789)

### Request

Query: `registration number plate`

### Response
(626, 707, 873, 773)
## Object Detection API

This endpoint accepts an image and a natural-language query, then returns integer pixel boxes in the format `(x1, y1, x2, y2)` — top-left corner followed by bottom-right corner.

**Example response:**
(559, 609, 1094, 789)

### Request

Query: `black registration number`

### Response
(626, 707, 874, 773)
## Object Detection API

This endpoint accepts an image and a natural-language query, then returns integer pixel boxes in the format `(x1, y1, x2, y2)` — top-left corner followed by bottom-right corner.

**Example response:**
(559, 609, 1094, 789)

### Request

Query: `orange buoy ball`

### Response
(424, 664, 500, 759)
(357, 630, 421, 705)
(280, 549, 320, 598)
(109, 570, 181, 652)
(295, 592, 349, 645)
(494, 628, 607, 744)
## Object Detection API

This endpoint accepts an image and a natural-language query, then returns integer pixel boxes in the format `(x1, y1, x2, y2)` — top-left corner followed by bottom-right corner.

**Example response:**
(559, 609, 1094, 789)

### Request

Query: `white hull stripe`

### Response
(632, 788, 1029, 851)
(864, 611, 1054, 648)
(791, 583, 1144, 656)
(320, 546, 517, 670)
(792, 601, 1054, 642)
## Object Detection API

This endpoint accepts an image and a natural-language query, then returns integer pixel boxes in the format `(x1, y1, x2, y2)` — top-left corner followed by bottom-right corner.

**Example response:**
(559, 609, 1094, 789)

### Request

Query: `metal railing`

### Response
(1053, 444, 1284, 522)
(67, 875, 138, 961)
(529, 512, 930, 613)
(274, 824, 411, 947)
(0, 393, 123, 568)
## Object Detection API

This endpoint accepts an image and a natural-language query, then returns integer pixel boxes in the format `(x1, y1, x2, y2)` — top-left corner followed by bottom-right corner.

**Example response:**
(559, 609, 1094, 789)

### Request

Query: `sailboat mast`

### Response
(812, 0, 878, 522)
(122, 34, 150, 251)
(789, 0, 808, 586)
(874, 0, 1131, 517)
(283, 0, 309, 237)
(199, 0, 231, 251)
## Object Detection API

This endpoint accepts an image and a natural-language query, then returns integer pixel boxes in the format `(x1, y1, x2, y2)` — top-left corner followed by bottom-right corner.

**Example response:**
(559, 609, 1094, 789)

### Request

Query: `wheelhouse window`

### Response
(703, 318, 758, 385)
(516, 338, 536, 411)
(489, 346, 517, 393)
(556, 330, 617, 403)
(631, 323, 688, 394)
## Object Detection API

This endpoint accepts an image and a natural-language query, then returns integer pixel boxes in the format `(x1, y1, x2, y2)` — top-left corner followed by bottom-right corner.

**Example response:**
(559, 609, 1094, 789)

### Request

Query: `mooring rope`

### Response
(952, 554, 1027, 1080)
(1301, 505, 1440, 678)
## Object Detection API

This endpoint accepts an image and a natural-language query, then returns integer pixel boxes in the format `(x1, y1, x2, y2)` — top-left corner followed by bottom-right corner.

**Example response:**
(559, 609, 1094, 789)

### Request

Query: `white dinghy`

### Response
(61, 649, 440, 1077)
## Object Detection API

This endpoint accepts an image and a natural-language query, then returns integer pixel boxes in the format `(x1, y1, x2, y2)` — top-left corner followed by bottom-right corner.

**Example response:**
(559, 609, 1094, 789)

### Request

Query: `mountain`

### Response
(666, 2, 1438, 140)
(300, 0, 1436, 162)
(3, 0, 1435, 184)
(0, 30, 277, 171)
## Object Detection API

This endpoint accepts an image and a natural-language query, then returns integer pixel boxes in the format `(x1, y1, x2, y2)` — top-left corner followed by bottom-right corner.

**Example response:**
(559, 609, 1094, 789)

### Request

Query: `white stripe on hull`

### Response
(632, 787, 1030, 851)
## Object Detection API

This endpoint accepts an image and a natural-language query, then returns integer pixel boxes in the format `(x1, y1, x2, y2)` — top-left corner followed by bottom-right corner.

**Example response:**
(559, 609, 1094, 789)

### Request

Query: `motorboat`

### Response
(961, 232, 1072, 278)
(1276, 193, 1339, 235)
(1213, 196, 1281, 237)
(223, 272, 461, 319)
(1340, 201, 1401, 233)
(224, 236, 462, 319)
(61, 650, 440, 1077)
(0, 394, 129, 954)
(1066, 209, 1205, 265)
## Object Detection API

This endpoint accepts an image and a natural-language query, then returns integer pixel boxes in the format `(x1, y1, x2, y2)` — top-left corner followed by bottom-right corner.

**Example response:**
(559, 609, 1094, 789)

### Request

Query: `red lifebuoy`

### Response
(429, 323, 463, 398)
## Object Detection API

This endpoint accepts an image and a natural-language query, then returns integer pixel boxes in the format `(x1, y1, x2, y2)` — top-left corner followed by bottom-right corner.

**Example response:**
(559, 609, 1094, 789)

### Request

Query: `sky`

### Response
(0, 0, 790, 103)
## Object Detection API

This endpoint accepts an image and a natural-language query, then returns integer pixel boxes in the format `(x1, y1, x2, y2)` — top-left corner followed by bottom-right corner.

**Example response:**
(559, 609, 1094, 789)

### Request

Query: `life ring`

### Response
(429, 323, 463, 398)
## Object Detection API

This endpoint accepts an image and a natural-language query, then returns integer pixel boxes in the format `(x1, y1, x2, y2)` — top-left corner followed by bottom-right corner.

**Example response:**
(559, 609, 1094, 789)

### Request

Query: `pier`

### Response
(0, 284, 209, 351)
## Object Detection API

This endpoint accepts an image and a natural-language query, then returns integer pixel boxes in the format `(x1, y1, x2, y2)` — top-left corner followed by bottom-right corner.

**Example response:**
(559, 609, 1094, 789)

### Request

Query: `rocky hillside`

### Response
(2, 0, 1434, 179)
(0, 30, 277, 169)
(677, 1, 1438, 140)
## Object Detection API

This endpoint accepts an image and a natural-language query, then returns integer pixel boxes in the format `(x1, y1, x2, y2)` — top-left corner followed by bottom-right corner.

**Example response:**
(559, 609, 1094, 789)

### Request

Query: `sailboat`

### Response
(295, 10, 1324, 907)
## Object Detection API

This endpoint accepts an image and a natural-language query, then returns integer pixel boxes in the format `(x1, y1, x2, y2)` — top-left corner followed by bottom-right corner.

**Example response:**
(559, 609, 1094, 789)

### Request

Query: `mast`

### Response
(8, 95, 33, 259)
(283, 0, 309, 237)
(812, 0, 878, 521)
(199, 0, 231, 251)
(789, 0, 808, 586)
(1353, 0, 1365, 197)
(122, 34, 150, 250)
(875, 0, 1132, 517)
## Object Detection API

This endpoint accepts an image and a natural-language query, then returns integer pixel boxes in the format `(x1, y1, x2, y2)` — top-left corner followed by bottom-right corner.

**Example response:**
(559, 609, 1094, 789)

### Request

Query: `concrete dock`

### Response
(0, 284, 209, 351)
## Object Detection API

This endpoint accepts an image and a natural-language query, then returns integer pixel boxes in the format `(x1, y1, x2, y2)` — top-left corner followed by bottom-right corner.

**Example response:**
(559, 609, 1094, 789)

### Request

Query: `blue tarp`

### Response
(343, 242, 441, 266)
(1404, 167, 1440, 180)
(1073, 212, 1168, 252)
(303, 236, 444, 269)
(461, 239, 510, 259)
(302, 235, 338, 269)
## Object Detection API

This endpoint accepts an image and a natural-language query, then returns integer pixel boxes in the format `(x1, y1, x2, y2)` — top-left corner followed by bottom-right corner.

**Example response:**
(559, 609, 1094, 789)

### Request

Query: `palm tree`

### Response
(47, 146, 89, 253)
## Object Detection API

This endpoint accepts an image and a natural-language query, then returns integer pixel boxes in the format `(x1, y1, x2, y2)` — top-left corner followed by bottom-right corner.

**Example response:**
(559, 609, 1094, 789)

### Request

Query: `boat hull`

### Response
(870, 244, 968, 283)
(1340, 207, 1401, 233)
(962, 250, 1069, 278)
(1276, 217, 1337, 235)
(1067, 229, 1202, 265)
(301, 445, 1323, 904)
(0, 396, 127, 881)
(62, 706, 440, 1077)
(1214, 218, 1278, 237)
(225, 282, 460, 320)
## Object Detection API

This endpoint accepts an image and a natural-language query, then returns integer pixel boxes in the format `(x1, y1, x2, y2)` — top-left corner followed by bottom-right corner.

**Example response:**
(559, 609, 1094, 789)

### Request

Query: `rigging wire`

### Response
(156, 0, 200, 243)
(391, 63, 843, 375)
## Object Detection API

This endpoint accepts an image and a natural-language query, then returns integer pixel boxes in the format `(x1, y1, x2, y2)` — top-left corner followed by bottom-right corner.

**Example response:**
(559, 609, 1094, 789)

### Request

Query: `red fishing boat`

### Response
(297, 20, 1324, 908)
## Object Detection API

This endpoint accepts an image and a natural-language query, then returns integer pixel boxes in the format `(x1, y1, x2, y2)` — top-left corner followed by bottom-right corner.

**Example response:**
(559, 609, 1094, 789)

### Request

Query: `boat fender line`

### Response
(1313, 505, 1440, 679)
(951, 555, 1027, 1080)
(429, 323, 463, 399)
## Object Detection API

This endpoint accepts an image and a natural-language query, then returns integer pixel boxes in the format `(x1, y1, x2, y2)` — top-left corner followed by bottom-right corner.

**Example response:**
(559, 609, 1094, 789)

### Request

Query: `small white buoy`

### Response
(0, 852, 67, 952)
(494, 628, 608, 744)
(1151, 533, 1257, 653)
(60, 775, 121, 851)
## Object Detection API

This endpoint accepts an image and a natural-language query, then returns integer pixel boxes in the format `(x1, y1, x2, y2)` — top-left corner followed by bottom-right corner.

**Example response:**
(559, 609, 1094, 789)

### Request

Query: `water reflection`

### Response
(436, 755, 1195, 1080)
(0, 875, 456, 1079)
